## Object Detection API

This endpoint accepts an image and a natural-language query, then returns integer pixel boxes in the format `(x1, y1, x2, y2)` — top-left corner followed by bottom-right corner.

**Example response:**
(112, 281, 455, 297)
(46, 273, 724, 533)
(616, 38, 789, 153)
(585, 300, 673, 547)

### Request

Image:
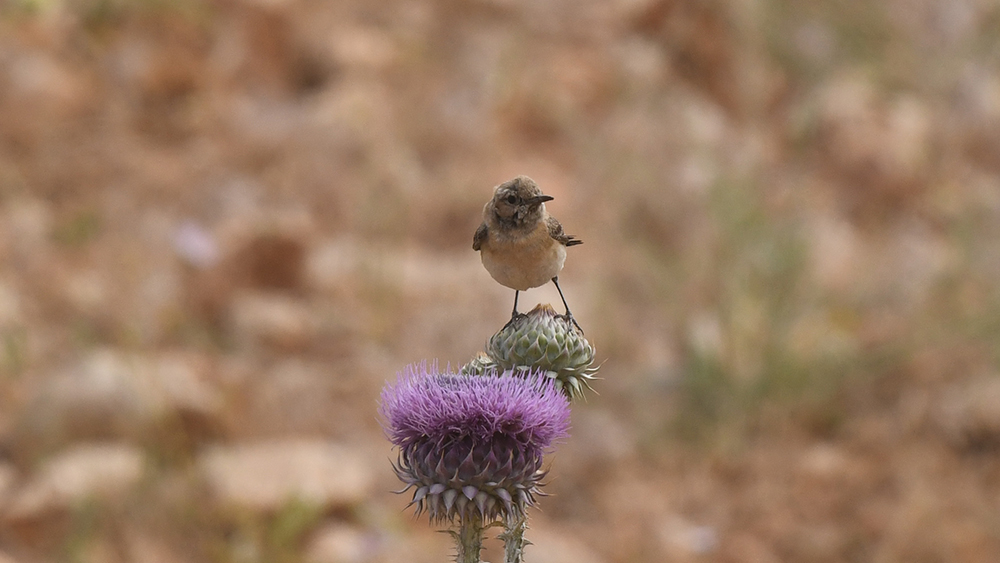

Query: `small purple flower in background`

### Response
(379, 363, 570, 524)
(172, 220, 219, 268)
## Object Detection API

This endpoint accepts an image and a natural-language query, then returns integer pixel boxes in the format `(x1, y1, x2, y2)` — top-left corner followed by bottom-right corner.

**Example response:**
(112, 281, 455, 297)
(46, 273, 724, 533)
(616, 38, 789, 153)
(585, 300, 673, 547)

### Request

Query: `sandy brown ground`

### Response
(1, 0, 1000, 562)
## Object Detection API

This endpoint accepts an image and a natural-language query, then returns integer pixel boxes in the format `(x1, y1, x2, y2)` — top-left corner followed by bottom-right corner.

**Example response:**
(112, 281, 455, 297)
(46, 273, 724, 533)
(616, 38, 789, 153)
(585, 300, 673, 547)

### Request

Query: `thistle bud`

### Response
(487, 304, 598, 400)
(459, 351, 499, 376)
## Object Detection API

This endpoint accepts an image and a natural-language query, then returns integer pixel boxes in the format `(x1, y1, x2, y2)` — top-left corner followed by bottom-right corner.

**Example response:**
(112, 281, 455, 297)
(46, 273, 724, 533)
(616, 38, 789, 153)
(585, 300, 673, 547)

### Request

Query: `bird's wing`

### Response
(473, 222, 488, 251)
(546, 215, 582, 247)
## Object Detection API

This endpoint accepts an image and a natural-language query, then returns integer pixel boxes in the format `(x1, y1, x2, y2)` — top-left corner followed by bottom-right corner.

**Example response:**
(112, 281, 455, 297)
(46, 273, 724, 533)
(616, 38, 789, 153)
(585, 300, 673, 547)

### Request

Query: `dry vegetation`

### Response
(1, 0, 1000, 561)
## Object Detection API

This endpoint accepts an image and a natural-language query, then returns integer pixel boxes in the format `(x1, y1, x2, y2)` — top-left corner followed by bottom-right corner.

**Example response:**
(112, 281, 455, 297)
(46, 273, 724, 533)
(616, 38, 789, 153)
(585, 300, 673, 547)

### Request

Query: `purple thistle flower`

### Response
(379, 363, 571, 523)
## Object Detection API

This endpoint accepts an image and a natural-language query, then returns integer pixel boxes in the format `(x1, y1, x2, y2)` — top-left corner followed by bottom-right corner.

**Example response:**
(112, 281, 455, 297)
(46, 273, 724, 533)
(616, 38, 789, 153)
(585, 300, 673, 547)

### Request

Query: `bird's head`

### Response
(490, 176, 553, 227)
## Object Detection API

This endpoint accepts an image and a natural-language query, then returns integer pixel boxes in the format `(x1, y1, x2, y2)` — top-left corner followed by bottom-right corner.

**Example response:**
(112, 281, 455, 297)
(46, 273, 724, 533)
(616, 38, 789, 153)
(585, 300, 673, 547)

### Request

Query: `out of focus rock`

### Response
(63, 269, 109, 314)
(198, 440, 372, 512)
(373, 525, 451, 563)
(327, 26, 397, 69)
(125, 530, 187, 563)
(793, 21, 836, 65)
(76, 536, 122, 563)
(629, 0, 740, 113)
(0, 550, 21, 563)
(657, 516, 719, 559)
(233, 233, 307, 291)
(958, 68, 1000, 172)
(0, 280, 23, 326)
(528, 523, 607, 563)
(229, 291, 318, 351)
(6, 198, 53, 255)
(306, 238, 361, 291)
(817, 75, 878, 164)
(808, 212, 861, 293)
(7, 51, 94, 117)
(886, 222, 955, 302)
(213, 0, 331, 101)
(0, 462, 16, 506)
(808, 212, 953, 304)
(561, 408, 637, 474)
(884, 97, 933, 178)
(247, 359, 338, 435)
(723, 532, 782, 563)
(238, 0, 297, 9)
(688, 311, 723, 358)
(148, 353, 228, 444)
(798, 444, 850, 482)
(14, 350, 148, 457)
(12, 350, 225, 460)
(816, 74, 934, 215)
(305, 522, 375, 563)
(185, 210, 315, 324)
(938, 375, 1000, 451)
(4, 443, 144, 522)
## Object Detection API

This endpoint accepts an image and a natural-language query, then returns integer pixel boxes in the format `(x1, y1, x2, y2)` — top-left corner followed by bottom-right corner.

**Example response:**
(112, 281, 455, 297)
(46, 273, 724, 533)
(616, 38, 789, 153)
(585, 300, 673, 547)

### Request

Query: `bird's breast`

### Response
(480, 223, 566, 291)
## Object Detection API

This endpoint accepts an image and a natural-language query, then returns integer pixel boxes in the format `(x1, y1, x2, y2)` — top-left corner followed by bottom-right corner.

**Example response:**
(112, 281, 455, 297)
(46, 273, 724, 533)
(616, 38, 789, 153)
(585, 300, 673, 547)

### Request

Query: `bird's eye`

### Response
(506, 195, 517, 205)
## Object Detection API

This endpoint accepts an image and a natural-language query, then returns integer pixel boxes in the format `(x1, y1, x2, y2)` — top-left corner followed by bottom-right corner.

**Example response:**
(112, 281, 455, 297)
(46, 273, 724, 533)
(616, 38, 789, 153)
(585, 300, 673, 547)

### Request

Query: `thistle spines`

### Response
(499, 515, 531, 563)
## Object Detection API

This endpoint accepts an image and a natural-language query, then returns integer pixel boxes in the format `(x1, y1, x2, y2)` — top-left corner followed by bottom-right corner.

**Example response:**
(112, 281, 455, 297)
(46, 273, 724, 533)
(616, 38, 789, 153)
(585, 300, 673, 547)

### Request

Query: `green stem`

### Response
(454, 512, 484, 563)
(500, 514, 528, 563)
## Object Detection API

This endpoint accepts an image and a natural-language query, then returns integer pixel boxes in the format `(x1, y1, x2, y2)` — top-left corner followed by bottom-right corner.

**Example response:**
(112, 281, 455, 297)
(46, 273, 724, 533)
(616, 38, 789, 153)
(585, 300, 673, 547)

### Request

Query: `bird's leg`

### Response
(551, 277, 583, 332)
(501, 291, 522, 330)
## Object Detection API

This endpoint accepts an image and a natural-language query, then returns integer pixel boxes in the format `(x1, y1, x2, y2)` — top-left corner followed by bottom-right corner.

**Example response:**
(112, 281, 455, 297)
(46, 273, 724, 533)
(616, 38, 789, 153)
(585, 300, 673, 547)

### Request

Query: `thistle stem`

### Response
(500, 515, 528, 563)
(454, 512, 484, 563)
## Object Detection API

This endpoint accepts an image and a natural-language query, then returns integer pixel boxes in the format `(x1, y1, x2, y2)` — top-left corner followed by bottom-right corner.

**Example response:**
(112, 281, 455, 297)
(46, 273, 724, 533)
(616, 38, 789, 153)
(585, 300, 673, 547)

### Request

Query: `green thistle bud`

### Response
(487, 304, 598, 400)
(460, 352, 499, 376)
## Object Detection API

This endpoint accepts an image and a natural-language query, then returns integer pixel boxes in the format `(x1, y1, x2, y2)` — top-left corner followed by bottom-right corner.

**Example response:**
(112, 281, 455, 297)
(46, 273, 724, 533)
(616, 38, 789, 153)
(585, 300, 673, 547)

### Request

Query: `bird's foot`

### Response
(561, 313, 584, 334)
(503, 312, 527, 330)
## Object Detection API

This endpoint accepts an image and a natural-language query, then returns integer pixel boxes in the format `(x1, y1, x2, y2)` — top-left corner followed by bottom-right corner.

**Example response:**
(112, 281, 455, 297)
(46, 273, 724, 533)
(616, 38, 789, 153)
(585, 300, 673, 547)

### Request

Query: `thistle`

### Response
(380, 364, 570, 562)
(485, 304, 598, 400)
(459, 351, 499, 376)
(384, 302, 599, 561)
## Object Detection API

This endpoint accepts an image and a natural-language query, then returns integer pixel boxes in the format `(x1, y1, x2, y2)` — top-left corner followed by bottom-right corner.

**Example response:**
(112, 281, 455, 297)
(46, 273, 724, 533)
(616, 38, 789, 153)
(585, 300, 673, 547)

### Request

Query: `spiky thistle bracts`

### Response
(380, 364, 571, 523)
(459, 351, 498, 376)
(484, 304, 599, 400)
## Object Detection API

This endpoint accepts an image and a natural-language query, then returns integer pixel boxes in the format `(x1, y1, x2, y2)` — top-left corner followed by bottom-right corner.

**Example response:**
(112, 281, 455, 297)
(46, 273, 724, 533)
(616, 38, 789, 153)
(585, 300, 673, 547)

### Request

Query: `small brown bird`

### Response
(473, 176, 583, 329)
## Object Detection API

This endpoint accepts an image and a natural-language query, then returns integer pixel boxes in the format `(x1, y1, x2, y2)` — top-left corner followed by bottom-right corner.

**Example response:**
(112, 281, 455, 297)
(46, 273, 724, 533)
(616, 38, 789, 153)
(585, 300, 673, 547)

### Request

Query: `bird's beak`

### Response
(527, 195, 554, 206)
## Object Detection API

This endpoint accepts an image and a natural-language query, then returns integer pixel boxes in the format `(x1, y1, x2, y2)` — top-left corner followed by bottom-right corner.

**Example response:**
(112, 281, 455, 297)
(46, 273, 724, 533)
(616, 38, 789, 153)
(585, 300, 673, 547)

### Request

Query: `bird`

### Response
(473, 176, 583, 330)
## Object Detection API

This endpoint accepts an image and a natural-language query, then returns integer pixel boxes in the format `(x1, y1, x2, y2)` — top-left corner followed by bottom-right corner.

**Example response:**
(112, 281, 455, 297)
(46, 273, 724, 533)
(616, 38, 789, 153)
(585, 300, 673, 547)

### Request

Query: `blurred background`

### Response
(0, 0, 999, 561)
